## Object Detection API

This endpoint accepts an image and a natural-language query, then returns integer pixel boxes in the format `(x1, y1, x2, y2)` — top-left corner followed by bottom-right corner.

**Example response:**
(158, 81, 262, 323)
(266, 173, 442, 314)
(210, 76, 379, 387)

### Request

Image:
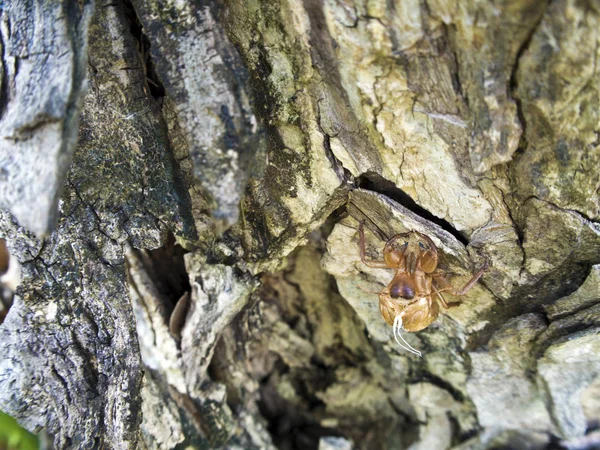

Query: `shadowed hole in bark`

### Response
(209, 228, 415, 449)
(137, 233, 191, 316)
(356, 173, 470, 245)
(0, 238, 19, 324)
(258, 375, 342, 450)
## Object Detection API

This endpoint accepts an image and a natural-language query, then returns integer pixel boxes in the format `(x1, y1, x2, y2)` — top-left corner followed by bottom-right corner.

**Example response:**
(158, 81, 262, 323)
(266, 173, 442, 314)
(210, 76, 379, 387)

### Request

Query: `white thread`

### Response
(393, 315, 422, 357)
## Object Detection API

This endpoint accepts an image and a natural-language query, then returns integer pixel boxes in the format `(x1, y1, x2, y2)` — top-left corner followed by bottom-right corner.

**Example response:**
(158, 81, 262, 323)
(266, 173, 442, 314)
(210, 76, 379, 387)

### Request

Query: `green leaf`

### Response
(0, 411, 39, 450)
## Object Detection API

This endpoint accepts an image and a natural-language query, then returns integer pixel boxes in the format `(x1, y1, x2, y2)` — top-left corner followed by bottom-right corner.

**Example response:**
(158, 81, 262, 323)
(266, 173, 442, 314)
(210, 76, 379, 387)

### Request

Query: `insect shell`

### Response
(358, 223, 486, 356)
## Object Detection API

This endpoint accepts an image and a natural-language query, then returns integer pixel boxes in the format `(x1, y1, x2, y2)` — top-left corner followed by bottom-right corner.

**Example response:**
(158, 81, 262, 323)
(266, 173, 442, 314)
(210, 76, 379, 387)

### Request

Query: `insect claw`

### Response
(392, 315, 422, 357)
(359, 227, 486, 337)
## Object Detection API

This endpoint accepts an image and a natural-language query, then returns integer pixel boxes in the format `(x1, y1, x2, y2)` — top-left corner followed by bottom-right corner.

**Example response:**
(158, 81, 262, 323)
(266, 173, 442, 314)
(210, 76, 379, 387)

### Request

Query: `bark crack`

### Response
(508, 1, 551, 160)
(524, 195, 600, 227)
(356, 173, 470, 246)
(315, 97, 353, 185)
(122, 0, 166, 99)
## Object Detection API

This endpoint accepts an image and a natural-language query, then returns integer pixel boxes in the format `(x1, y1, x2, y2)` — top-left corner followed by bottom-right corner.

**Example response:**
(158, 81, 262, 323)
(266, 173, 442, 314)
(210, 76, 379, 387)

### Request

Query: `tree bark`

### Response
(1, 0, 600, 449)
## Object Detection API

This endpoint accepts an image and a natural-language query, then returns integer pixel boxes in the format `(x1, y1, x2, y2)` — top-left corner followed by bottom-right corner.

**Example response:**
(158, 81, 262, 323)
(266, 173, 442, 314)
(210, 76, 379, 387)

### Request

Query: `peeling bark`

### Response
(1, 0, 600, 449)
(0, 0, 94, 236)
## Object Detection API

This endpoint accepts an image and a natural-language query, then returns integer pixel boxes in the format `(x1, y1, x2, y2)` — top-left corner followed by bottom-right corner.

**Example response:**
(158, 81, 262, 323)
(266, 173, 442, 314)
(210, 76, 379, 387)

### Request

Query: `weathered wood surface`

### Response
(0, 0, 93, 236)
(1, 0, 600, 449)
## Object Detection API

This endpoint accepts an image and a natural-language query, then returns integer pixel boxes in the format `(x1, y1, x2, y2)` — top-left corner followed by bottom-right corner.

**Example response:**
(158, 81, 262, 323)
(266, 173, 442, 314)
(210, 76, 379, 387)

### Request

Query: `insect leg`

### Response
(431, 282, 450, 309)
(359, 221, 389, 268)
(357, 283, 384, 296)
(432, 261, 488, 296)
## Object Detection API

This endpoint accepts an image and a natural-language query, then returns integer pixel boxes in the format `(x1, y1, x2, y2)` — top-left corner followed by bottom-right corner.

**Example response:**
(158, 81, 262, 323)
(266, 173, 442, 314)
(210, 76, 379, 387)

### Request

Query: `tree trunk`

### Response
(1, 0, 600, 449)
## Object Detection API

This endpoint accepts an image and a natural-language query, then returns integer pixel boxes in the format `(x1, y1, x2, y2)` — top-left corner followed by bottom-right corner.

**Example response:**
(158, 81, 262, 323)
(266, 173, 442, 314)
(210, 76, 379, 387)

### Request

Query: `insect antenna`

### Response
(393, 315, 422, 357)
(357, 283, 382, 295)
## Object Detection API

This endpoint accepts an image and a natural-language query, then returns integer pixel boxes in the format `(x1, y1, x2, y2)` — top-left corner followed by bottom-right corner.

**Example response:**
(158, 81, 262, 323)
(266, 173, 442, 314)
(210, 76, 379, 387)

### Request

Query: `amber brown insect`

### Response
(358, 222, 487, 355)
(0, 239, 9, 275)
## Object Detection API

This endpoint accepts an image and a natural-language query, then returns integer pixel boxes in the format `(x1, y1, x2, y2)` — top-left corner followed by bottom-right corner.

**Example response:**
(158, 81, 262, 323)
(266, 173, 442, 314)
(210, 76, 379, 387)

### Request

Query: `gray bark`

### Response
(0, 0, 93, 236)
(1, 0, 600, 449)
